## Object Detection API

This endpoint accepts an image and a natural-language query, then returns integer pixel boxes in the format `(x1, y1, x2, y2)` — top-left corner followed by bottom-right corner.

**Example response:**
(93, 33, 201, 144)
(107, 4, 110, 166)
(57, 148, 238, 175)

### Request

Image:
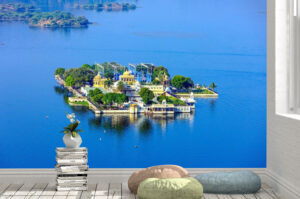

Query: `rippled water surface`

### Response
(0, 0, 266, 168)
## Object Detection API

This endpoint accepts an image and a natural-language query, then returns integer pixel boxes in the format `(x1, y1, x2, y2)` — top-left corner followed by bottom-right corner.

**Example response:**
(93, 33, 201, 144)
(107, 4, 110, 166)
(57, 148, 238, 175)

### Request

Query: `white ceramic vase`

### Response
(63, 133, 82, 148)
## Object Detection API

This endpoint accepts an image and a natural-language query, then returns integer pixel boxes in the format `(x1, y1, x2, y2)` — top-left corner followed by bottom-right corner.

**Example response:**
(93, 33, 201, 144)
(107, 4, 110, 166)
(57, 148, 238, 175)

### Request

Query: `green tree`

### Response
(171, 75, 194, 90)
(151, 79, 160, 85)
(209, 82, 217, 91)
(115, 93, 127, 104)
(65, 75, 75, 86)
(81, 64, 91, 69)
(92, 94, 103, 104)
(184, 77, 194, 88)
(93, 88, 103, 95)
(139, 88, 154, 104)
(63, 67, 97, 87)
(151, 66, 170, 81)
(55, 67, 65, 76)
(104, 79, 113, 89)
(101, 93, 114, 105)
(117, 81, 126, 92)
(104, 72, 114, 79)
(88, 88, 102, 97)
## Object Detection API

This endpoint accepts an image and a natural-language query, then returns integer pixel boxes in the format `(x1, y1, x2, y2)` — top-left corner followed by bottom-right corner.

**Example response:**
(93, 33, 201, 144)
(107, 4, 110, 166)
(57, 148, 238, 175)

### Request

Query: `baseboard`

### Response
(264, 169, 300, 199)
(0, 168, 266, 183)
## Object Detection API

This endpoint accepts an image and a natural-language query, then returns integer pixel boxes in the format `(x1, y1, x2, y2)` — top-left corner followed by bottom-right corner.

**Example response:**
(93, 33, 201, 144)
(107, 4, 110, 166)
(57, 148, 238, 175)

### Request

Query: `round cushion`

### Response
(137, 177, 203, 199)
(194, 171, 261, 194)
(128, 165, 189, 194)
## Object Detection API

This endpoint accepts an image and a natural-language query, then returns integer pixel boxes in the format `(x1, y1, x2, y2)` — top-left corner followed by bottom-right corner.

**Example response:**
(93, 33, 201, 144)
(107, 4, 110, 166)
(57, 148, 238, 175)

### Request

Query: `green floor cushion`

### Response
(195, 171, 261, 194)
(137, 177, 203, 199)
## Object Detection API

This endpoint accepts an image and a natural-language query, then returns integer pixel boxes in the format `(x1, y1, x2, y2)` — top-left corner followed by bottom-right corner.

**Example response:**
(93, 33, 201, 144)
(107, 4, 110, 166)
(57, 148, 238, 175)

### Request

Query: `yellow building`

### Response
(142, 85, 165, 95)
(93, 73, 107, 88)
(119, 71, 136, 85)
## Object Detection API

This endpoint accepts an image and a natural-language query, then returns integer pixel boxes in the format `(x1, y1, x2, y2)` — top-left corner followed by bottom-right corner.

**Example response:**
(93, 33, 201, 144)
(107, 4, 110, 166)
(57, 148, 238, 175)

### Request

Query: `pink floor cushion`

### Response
(128, 165, 189, 194)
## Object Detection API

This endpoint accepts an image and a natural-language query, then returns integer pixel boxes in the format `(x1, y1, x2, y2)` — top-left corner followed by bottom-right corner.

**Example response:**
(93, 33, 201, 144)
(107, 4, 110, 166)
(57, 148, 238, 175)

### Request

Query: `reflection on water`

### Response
(54, 86, 90, 113)
(54, 86, 194, 134)
(88, 112, 194, 134)
(138, 118, 152, 135)
(210, 99, 217, 111)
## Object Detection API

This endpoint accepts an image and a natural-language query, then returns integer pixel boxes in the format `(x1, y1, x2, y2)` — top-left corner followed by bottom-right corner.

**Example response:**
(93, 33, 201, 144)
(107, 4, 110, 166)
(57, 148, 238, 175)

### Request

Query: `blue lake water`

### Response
(0, 0, 266, 168)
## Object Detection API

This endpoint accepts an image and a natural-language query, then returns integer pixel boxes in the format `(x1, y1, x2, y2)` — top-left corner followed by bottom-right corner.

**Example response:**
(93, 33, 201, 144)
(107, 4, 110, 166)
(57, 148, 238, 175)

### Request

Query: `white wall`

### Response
(267, 0, 300, 198)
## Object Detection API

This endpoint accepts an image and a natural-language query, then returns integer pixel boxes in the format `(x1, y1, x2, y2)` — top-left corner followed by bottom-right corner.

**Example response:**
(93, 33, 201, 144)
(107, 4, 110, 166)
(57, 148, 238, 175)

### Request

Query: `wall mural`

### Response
(0, 0, 266, 168)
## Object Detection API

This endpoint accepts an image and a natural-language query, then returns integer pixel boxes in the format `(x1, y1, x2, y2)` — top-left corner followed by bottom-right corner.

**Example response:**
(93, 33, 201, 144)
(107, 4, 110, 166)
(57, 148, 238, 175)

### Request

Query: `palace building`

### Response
(119, 71, 136, 85)
(93, 73, 107, 88)
(141, 85, 165, 95)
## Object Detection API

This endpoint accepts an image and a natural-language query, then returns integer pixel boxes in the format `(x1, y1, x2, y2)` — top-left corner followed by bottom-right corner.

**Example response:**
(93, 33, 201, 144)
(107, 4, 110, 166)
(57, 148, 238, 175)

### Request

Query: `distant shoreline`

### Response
(0, 4, 90, 28)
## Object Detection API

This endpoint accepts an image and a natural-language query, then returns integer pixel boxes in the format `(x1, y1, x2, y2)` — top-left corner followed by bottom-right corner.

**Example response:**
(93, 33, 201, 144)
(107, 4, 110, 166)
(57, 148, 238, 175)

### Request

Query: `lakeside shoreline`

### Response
(0, 4, 90, 28)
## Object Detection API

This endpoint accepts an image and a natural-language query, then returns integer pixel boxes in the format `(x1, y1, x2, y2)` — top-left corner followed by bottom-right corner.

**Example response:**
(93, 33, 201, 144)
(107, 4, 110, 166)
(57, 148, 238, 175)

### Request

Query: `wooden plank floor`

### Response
(0, 183, 280, 199)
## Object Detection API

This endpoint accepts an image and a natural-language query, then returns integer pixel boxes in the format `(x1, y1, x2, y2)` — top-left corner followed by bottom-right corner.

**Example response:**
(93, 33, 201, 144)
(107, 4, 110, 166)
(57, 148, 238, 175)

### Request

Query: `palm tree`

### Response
(61, 121, 84, 137)
(209, 82, 217, 91)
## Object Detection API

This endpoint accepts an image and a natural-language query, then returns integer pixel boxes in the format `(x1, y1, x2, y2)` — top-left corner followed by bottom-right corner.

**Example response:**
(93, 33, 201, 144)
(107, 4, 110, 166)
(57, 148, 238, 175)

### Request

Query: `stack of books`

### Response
(55, 147, 88, 191)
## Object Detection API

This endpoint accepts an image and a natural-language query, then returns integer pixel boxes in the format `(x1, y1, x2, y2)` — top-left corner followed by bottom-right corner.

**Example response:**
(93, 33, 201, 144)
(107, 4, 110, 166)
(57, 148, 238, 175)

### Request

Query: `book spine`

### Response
(56, 159, 87, 165)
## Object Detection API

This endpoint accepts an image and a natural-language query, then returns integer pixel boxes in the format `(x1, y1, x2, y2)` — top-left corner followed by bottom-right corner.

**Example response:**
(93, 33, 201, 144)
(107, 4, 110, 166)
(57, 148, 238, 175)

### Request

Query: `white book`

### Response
(56, 165, 88, 173)
(57, 186, 87, 191)
(57, 179, 87, 184)
(56, 147, 87, 152)
(56, 159, 87, 165)
(57, 154, 87, 159)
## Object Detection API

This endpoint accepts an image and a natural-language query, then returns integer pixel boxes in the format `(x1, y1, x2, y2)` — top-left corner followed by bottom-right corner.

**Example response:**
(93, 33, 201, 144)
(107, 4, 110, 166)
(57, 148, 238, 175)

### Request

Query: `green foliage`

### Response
(0, 4, 90, 28)
(104, 72, 114, 79)
(82, 64, 96, 70)
(65, 75, 75, 86)
(193, 88, 214, 94)
(91, 92, 128, 105)
(139, 88, 154, 105)
(104, 79, 113, 88)
(55, 67, 65, 76)
(71, 101, 89, 107)
(152, 66, 170, 81)
(117, 81, 126, 92)
(157, 94, 186, 105)
(63, 67, 97, 87)
(91, 94, 103, 104)
(151, 79, 160, 85)
(100, 93, 128, 105)
(171, 75, 194, 90)
(88, 88, 102, 97)
(209, 82, 217, 91)
(61, 121, 84, 138)
(82, 64, 90, 68)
